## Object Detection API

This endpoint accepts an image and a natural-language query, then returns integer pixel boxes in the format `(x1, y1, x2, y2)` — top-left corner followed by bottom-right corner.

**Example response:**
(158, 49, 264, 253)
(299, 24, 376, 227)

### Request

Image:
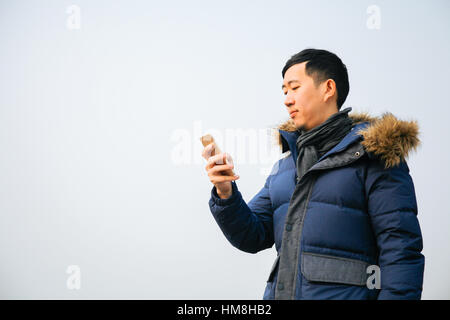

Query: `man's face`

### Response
(282, 62, 335, 131)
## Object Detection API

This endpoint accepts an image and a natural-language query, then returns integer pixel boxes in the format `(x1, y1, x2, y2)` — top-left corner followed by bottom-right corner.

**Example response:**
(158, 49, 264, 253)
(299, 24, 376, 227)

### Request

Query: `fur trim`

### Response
(272, 111, 420, 168)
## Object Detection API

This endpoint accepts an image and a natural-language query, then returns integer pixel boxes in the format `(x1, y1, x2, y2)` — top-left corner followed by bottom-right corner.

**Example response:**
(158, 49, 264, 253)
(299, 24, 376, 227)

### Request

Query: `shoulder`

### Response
(354, 113, 420, 170)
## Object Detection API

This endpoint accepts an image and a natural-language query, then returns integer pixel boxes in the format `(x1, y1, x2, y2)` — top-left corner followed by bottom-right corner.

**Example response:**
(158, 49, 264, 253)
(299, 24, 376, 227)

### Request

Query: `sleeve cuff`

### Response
(210, 181, 240, 206)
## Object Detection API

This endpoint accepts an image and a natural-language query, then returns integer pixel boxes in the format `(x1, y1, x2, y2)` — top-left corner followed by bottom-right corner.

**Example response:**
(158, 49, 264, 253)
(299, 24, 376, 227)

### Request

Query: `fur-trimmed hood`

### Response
(274, 111, 421, 168)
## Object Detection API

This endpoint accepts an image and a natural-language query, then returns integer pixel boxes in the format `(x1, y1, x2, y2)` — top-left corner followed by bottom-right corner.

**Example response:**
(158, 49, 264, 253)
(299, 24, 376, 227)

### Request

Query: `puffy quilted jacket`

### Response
(208, 111, 425, 300)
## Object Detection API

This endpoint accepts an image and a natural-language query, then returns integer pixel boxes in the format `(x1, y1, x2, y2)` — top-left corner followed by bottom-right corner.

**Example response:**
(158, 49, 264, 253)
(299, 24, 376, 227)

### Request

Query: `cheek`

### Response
(292, 94, 306, 118)
(296, 96, 313, 117)
(295, 89, 313, 107)
(296, 89, 317, 114)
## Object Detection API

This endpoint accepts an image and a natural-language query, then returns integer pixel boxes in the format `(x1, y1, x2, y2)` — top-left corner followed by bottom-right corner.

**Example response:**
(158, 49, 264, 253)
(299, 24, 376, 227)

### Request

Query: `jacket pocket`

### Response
(266, 255, 280, 283)
(301, 252, 370, 286)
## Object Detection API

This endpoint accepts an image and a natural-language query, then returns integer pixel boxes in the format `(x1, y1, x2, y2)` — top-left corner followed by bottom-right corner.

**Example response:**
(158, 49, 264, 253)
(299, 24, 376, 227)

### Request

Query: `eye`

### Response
(283, 86, 299, 95)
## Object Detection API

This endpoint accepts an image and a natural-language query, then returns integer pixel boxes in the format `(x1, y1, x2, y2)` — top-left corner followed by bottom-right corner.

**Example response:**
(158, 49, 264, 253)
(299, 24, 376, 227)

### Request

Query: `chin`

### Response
(293, 118, 305, 129)
(294, 119, 311, 132)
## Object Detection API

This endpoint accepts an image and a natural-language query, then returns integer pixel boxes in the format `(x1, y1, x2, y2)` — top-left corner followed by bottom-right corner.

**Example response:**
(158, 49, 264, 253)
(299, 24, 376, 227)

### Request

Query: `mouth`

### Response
(290, 111, 298, 118)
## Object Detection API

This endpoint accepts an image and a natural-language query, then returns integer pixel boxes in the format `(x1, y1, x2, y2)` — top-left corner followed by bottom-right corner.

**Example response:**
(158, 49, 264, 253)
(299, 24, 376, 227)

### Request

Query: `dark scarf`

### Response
(296, 107, 353, 180)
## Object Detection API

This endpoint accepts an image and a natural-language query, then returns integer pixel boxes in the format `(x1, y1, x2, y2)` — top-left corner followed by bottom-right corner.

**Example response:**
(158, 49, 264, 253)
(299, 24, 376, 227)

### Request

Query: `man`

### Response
(202, 48, 424, 299)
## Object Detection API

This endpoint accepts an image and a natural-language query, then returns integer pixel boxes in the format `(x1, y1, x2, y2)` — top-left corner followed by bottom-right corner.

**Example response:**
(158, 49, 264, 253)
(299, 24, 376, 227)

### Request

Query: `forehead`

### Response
(282, 62, 307, 88)
(284, 62, 306, 79)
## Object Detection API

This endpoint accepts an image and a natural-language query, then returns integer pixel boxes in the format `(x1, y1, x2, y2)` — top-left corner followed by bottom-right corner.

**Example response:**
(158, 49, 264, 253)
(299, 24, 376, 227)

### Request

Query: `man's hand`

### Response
(202, 143, 239, 199)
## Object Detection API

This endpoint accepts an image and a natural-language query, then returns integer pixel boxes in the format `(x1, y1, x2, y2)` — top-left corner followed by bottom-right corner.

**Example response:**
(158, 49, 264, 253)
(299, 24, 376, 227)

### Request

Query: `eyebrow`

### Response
(281, 80, 301, 90)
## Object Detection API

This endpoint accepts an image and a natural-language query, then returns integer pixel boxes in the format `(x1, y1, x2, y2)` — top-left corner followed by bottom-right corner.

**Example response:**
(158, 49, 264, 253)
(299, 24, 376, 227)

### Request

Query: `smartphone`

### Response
(200, 134, 235, 175)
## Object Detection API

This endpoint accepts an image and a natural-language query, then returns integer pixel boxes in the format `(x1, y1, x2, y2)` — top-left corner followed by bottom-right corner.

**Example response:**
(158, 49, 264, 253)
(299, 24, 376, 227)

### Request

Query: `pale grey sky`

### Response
(0, 0, 449, 299)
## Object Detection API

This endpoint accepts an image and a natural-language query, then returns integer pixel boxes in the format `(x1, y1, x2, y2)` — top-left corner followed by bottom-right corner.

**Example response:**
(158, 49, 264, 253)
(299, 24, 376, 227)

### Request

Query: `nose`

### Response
(284, 93, 294, 108)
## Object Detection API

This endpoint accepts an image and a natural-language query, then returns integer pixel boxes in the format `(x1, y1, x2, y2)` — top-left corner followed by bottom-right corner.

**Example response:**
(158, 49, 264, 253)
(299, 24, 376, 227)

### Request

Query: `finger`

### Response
(225, 152, 234, 166)
(206, 154, 220, 170)
(218, 152, 228, 165)
(211, 175, 240, 184)
(206, 153, 228, 169)
(201, 143, 209, 160)
(208, 163, 234, 175)
(202, 143, 215, 160)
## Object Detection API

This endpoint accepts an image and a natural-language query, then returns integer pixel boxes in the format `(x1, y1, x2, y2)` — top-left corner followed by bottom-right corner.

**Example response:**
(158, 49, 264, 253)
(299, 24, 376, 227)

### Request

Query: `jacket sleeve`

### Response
(365, 157, 425, 299)
(208, 172, 275, 254)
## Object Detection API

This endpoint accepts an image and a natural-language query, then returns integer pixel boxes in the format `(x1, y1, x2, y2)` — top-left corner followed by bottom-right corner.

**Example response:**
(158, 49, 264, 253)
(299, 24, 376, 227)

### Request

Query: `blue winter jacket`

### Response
(208, 112, 425, 300)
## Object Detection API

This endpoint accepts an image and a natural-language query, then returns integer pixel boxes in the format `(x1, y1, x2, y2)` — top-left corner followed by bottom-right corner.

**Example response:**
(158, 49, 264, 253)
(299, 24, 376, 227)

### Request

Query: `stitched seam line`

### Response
(303, 251, 369, 266)
(308, 199, 364, 214)
(292, 177, 316, 300)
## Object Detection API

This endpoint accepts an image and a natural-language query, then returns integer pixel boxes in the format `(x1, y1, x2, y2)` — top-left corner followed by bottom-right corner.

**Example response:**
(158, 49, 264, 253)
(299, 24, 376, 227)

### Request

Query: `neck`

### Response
(319, 105, 339, 125)
(301, 106, 339, 132)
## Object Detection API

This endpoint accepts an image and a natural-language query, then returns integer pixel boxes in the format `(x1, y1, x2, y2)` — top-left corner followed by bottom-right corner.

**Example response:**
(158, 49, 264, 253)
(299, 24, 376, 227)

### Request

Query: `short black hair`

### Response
(282, 48, 349, 110)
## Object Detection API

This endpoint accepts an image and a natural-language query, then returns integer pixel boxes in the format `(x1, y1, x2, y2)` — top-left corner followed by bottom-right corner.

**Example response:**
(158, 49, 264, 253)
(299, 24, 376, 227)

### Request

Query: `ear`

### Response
(323, 79, 337, 104)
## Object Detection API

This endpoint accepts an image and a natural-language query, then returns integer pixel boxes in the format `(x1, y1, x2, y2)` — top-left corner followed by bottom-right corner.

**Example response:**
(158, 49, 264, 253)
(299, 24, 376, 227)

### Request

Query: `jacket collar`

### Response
(278, 121, 368, 168)
(275, 111, 420, 169)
